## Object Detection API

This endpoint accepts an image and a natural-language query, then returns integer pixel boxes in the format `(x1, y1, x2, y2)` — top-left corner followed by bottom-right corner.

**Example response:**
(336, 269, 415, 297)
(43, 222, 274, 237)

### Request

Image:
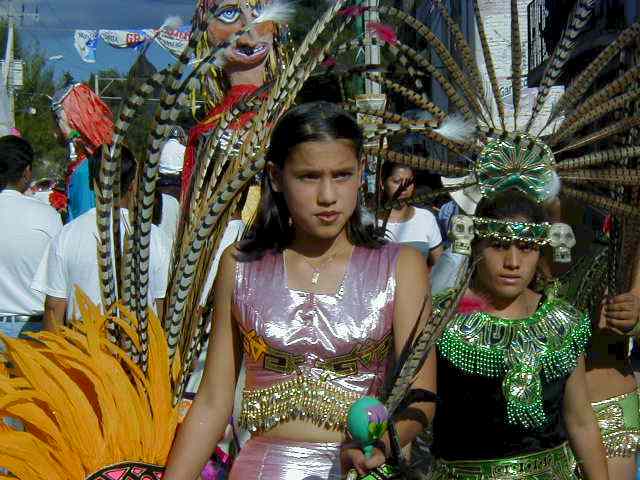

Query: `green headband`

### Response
(449, 215, 575, 263)
(473, 218, 551, 246)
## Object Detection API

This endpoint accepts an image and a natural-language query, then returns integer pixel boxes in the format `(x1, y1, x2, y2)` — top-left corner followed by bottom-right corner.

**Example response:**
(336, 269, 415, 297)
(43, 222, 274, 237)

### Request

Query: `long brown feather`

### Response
(473, 0, 505, 130)
(560, 168, 640, 186)
(384, 261, 475, 416)
(429, 0, 491, 122)
(510, 0, 523, 127)
(526, 0, 595, 132)
(378, 4, 488, 124)
(365, 147, 467, 176)
(549, 89, 640, 146)
(363, 74, 446, 121)
(556, 146, 640, 171)
(564, 65, 640, 128)
(549, 21, 640, 124)
(387, 40, 477, 122)
(554, 117, 640, 154)
(562, 186, 640, 219)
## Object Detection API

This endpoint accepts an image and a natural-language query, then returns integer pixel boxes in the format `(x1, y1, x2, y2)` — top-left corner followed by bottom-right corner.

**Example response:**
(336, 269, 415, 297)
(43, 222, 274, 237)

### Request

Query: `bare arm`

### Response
(563, 356, 609, 480)
(44, 295, 67, 331)
(428, 244, 443, 267)
(344, 246, 437, 473)
(163, 246, 241, 480)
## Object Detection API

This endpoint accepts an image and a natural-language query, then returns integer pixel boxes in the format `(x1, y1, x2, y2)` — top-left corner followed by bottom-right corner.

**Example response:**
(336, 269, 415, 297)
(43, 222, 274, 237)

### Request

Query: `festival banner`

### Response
(74, 26, 192, 63)
(153, 25, 190, 58)
(74, 30, 98, 64)
(99, 29, 150, 50)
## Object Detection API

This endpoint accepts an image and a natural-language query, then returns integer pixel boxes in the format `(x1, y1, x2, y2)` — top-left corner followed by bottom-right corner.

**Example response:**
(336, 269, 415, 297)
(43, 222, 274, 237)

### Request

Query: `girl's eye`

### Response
(215, 7, 241, 23)
(490, 241, 509, 251)
(335, 172, 353, 180)
(517, 242, 537, 253)
(299, 174, 320, 181)
(252, 4, 264, 16)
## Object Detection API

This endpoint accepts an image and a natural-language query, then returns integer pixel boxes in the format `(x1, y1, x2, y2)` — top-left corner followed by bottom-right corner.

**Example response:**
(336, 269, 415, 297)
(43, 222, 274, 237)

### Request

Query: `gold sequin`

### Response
(240, 374, 360, 433)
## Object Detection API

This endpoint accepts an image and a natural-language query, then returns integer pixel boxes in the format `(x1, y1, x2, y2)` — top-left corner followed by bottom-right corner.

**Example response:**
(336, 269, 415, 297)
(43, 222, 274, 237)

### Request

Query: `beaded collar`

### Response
(436, 285, 590, 430)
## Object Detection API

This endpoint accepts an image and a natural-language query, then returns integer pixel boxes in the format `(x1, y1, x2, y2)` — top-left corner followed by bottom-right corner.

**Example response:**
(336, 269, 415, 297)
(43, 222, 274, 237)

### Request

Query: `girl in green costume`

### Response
(427, 189, 609, 480)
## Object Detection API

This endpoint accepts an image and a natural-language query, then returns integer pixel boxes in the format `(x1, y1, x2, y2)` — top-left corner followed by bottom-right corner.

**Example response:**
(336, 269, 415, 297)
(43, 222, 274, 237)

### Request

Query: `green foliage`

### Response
(13, 45, 66, 180)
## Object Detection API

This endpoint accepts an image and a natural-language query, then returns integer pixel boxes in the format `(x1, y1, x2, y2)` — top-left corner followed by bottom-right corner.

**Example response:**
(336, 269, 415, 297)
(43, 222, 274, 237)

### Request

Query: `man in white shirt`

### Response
(159, 192, 180, 246)
(32, 146, 170, 329)
(0, 136, 62, 338)
(158, 127, 186, 201)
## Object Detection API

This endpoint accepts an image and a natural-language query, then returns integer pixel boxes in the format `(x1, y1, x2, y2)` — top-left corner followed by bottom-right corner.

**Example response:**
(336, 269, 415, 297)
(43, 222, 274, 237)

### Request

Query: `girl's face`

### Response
(270, 140, 363, 242)
(207, 0, 275, 71)
(382, 166, 415, 200)
(475, 225, 540, 302)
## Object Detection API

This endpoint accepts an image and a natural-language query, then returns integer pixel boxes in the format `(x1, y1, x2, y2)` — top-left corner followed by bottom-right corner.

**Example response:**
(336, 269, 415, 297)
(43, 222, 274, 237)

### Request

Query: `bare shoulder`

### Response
(396, 244, 429, 285)
(219, 242, 240, 275)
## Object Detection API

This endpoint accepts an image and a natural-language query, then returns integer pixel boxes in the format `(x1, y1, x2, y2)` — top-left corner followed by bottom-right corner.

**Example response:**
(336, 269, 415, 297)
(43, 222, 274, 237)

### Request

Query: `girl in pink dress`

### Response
(163, 102, 436, 480)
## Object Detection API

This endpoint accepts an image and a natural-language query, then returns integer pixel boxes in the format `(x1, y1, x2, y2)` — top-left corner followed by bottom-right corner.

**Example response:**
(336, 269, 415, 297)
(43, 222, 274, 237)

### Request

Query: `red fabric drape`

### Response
(181, 84, 259, 203)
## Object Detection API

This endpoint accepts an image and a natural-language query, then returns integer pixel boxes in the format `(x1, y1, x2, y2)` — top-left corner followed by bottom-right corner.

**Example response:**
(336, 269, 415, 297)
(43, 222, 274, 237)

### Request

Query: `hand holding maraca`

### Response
(341, 397, 400, 480)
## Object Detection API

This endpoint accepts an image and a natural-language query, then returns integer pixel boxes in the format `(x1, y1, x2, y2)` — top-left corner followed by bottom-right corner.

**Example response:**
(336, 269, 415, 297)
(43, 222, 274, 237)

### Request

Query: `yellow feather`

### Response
(0, 289, 180, 478)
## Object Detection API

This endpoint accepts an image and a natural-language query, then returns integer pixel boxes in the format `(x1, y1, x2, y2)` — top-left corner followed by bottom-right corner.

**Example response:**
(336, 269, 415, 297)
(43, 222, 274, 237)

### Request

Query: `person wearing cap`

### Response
(0, 136, 62, 340)
(431, 174, 482, 294)
(438, 174, 483, 247)
(153, 127, 187, 246)
(51, 83, 114, 221)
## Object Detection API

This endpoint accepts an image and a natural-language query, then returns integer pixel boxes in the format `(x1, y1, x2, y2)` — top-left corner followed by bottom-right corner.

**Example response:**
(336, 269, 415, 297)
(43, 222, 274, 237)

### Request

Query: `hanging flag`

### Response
(73, 24, 193, 63)
(99, 29, 150, 50)
(153, 25, 190, 58)
(74, 30, 98, 63)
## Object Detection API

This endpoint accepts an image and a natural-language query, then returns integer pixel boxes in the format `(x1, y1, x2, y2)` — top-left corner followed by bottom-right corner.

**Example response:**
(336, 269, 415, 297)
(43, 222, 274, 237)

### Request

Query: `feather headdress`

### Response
(2, 1, 640, 476)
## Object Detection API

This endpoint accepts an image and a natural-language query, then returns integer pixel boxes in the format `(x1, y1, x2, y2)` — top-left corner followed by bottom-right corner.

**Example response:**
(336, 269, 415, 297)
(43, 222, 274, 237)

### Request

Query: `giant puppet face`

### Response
(50, 83, 114, 155)
(206, 0, 276, 74)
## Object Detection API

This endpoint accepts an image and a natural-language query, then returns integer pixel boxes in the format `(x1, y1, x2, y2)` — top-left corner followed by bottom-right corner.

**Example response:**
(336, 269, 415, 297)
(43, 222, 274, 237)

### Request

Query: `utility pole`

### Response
(0, 1, 38, 127)
(363, 0, 381, 95)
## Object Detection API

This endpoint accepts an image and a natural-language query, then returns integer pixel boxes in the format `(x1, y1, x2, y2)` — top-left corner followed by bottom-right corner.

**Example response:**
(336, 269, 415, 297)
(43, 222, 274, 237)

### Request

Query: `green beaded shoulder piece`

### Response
(436, 285, 591, 430)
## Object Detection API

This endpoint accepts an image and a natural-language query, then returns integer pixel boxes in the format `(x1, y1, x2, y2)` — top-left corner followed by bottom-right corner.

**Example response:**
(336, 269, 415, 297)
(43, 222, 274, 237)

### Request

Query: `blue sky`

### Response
(16, 0, 195, 81)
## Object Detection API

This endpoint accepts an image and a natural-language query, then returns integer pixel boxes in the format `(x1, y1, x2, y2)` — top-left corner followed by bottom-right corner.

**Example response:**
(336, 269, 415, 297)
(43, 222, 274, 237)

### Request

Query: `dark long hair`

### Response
(237, 101, 384, 261)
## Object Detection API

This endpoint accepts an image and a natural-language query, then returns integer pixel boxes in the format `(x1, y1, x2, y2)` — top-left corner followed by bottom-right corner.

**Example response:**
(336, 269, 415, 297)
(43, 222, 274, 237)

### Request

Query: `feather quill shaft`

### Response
(473, 0, 505, 130)
(510, 0, 523, 127)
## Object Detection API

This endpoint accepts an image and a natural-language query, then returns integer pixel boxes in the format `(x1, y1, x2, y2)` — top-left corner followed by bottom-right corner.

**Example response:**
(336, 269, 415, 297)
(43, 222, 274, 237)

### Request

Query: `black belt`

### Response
(0, 314, 43, 323)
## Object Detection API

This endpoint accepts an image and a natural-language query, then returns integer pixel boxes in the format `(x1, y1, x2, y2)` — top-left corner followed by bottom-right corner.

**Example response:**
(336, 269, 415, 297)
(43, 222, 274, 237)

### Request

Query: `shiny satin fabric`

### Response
(234, 244, 400, 397)
(229, 437, 342, 480)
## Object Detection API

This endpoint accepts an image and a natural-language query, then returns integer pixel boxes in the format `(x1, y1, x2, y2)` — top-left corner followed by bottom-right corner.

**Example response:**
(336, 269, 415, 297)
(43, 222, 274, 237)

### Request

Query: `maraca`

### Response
(347, 396, 389, 458)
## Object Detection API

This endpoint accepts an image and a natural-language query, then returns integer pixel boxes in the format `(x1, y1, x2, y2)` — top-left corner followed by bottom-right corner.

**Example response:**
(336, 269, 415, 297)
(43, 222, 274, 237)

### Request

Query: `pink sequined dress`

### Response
(229, 243, 401, 480)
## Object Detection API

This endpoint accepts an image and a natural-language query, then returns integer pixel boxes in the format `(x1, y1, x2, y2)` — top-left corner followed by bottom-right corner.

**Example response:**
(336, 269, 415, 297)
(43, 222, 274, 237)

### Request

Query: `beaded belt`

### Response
(592, 388, 640, 458)
(239, 373, 360, 433)
(429, 443, 577, 480)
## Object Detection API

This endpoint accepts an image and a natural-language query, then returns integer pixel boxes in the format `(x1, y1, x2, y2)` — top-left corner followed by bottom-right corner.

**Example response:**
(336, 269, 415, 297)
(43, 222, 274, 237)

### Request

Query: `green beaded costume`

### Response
(436, 285, 591, 430)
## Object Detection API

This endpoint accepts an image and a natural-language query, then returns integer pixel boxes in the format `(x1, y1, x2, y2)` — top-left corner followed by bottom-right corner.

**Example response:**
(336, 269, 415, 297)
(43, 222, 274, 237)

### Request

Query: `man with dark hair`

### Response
(32, 146, 170, 330)
(0, 135, 62, 339)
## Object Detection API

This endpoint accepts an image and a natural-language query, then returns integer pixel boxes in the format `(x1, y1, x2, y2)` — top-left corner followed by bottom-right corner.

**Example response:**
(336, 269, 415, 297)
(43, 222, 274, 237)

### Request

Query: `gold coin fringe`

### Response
(240, 374, 360, 433)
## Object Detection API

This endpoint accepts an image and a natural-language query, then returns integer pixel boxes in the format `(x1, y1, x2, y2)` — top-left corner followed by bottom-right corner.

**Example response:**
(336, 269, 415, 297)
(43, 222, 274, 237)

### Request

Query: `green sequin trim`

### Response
(436, 288, 591, 430)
